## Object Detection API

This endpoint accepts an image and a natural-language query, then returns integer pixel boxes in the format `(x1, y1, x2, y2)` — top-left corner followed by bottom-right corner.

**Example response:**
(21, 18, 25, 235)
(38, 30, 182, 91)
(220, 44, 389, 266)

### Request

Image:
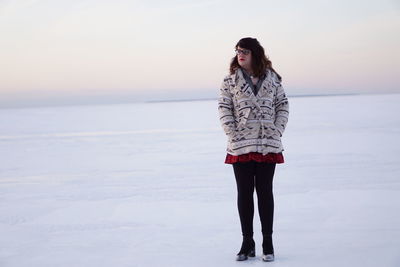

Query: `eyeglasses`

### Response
(235, 48, 251, 55)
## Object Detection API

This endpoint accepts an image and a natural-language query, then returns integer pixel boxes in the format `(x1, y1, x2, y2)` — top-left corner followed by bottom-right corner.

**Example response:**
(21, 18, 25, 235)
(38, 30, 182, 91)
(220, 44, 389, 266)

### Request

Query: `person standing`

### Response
(218, 37, 289, 262)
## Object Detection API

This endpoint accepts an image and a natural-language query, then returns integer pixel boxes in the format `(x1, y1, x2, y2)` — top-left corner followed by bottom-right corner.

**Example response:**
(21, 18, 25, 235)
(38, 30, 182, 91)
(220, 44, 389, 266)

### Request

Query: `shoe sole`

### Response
(261, 254, 274, 262)
(236, 249, 256, 261)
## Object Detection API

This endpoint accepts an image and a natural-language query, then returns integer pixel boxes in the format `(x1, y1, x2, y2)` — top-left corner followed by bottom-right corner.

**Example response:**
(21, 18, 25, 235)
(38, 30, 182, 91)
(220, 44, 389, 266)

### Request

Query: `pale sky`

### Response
(0, 0, 399, 107)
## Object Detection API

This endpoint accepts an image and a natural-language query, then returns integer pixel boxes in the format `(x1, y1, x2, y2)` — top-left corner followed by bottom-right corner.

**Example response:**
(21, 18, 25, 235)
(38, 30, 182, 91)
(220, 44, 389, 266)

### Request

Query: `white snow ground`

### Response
(0, 94, 399, 267)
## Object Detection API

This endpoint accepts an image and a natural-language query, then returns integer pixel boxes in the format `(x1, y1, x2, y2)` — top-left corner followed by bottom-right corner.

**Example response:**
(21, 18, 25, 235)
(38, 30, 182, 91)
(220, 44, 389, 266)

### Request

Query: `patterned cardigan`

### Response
(218, 68, 289, 156)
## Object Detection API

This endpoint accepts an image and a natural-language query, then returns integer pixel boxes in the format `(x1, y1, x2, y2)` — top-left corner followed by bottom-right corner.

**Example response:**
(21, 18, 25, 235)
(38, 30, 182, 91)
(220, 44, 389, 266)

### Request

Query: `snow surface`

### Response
(1, 94, 400, 267)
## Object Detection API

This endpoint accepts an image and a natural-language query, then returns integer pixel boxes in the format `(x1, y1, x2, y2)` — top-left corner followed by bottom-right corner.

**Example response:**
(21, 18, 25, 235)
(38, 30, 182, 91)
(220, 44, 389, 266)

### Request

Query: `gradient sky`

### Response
(0, 0, 399, 107)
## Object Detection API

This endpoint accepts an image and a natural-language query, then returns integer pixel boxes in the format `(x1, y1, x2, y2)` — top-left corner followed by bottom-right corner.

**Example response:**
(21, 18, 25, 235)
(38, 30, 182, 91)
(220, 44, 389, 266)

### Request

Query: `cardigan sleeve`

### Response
(218, 76, 236, 136)
(273, 76, 289, 137)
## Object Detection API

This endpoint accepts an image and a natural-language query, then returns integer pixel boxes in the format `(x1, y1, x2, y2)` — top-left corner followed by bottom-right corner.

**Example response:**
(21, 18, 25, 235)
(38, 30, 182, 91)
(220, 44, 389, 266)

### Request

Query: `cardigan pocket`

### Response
(261, 122, 281, 139)
(229, 125, 252, 142)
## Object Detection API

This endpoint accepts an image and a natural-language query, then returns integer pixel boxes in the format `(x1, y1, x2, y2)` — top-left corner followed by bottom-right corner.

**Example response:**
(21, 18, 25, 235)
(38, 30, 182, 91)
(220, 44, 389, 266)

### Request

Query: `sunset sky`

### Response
(0, 0, 399, 107)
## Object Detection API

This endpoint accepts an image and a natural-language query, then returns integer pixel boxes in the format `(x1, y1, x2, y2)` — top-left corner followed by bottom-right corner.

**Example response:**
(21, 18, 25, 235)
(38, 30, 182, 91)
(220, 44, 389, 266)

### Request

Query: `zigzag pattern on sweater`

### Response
(218, 68, 289, 156)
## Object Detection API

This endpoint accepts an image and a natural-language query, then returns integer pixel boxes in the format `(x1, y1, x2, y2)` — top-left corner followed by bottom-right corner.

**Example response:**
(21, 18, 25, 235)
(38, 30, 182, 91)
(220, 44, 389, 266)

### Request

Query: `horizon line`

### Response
(1, 92, 399, 110)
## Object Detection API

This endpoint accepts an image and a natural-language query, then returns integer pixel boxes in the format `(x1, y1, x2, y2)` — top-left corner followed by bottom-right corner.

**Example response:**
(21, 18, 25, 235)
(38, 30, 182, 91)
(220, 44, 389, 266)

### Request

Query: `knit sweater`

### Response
(218, 68, 289, 156)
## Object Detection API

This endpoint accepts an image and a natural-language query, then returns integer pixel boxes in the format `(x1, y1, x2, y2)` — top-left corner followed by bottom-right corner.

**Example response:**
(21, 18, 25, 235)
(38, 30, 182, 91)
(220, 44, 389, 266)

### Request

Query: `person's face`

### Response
(236, 46, 252, 70)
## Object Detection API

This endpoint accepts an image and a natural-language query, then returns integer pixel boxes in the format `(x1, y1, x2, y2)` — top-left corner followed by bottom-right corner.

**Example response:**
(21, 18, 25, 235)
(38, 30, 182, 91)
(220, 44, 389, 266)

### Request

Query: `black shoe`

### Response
(236, 237, 255, 261)
(262, 235, 274, 261)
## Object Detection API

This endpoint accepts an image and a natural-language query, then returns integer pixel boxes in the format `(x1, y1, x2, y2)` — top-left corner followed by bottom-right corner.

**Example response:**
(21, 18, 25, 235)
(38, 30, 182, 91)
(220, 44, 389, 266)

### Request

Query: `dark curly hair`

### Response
(230, 37, 281, 81)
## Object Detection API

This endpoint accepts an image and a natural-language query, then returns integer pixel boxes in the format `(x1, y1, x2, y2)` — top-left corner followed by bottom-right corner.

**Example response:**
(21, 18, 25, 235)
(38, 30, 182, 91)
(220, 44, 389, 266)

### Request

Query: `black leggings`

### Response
(233, 161, 276, 237)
